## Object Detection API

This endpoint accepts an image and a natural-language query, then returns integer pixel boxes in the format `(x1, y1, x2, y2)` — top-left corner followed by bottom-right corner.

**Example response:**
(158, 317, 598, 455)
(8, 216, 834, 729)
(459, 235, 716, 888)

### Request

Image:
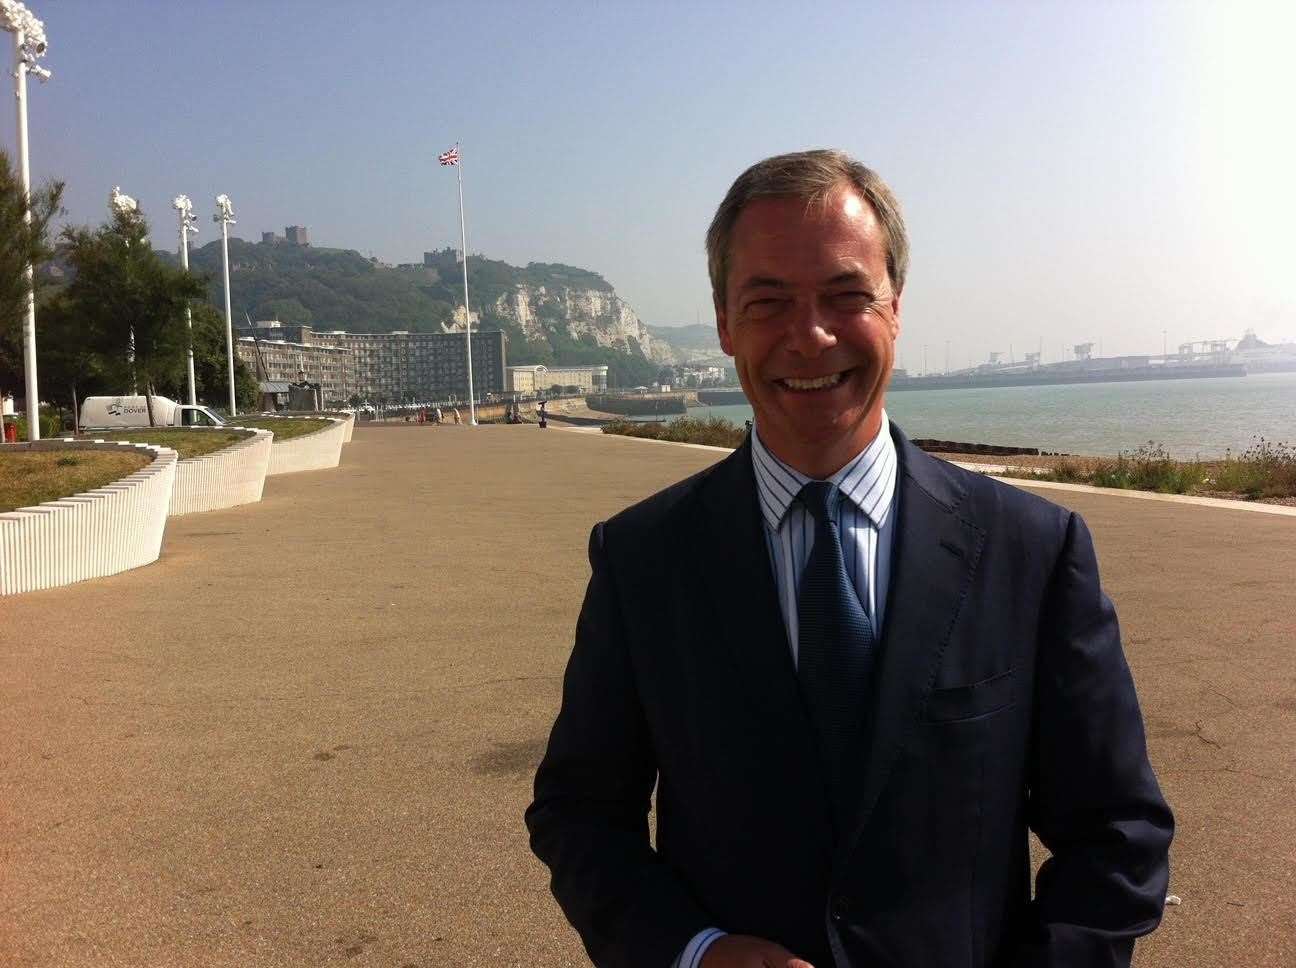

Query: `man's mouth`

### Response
(775, 369, 851, 392)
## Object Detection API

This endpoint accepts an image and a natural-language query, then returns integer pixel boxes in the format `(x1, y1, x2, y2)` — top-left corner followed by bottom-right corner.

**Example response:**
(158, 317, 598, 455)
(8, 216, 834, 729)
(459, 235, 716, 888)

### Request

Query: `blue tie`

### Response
(796, 481, 874, 832)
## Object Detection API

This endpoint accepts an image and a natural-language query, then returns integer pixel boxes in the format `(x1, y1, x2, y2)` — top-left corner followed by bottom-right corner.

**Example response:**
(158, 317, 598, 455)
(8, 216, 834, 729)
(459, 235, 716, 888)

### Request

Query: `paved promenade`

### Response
(3, 424, 1293, 966)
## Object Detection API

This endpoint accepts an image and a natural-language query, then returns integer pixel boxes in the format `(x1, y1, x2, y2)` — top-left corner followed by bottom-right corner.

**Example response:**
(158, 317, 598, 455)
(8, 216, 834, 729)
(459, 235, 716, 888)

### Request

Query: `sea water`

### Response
(677, 372, 1296, 458)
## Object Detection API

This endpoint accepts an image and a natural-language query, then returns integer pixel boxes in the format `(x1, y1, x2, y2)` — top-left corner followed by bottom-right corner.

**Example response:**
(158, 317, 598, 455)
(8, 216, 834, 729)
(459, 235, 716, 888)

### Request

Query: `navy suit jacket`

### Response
(526, 427, 1173, 968)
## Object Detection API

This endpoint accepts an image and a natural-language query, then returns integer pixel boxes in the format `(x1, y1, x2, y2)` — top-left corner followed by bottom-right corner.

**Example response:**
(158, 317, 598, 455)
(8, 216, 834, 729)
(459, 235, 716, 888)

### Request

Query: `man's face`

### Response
(716, 186, 902, 477)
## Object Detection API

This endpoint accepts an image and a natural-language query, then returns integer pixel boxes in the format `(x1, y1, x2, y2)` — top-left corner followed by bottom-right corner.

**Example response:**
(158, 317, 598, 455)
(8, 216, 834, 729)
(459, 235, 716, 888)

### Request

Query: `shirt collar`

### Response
(750, 412, 898, 533)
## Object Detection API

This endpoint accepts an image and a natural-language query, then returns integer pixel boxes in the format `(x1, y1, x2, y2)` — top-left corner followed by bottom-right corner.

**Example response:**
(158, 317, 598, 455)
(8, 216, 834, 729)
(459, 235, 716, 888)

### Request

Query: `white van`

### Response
(80, 395, 226, 430)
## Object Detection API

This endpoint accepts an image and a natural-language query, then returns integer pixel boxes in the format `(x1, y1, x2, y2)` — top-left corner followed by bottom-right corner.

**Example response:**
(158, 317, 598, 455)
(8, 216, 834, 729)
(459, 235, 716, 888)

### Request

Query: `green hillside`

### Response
(164, 242, 659, 385)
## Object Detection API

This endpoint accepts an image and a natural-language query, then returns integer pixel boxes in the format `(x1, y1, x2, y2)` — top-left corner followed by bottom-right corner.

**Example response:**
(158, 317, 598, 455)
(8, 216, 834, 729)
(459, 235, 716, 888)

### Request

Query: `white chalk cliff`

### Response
(442, 284, 675, 363)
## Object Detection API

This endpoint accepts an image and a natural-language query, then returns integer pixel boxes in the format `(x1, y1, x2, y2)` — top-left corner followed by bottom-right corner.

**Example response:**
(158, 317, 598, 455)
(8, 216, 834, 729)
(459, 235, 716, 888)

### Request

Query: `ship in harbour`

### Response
(886, 330, 1294, 391)
(1227, 328, 1296, 373)
(888, 355, 1246, 392)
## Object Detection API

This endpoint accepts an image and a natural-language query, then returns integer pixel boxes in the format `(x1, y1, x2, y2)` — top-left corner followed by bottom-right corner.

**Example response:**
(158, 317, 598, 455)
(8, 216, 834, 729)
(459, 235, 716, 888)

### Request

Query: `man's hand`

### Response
(700, 934, 815, 968)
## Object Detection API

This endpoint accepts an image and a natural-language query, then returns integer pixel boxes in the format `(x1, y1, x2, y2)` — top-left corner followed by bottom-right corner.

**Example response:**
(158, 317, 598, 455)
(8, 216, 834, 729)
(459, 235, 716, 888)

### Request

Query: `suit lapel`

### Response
(695, 439, 820, 759)
(843, 430, 987, 850)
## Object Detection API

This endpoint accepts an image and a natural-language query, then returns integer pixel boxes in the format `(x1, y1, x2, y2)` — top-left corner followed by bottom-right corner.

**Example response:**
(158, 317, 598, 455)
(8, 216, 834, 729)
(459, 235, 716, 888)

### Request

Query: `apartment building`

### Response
(236, 320, 506, 403)
(236, 336, 354, 406)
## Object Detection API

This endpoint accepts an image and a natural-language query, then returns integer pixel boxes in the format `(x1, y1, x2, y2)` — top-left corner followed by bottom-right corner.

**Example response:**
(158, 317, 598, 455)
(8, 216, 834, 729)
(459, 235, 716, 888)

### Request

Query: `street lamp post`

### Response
(2, 1, 51, 440)
(174, 194, 199, 405)
(213, 194, 237, 415)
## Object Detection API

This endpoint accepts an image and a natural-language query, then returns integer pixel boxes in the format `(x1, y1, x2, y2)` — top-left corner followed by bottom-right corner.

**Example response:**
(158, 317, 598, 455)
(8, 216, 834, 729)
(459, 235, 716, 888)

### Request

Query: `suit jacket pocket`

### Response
(924, 669, 1015, 723)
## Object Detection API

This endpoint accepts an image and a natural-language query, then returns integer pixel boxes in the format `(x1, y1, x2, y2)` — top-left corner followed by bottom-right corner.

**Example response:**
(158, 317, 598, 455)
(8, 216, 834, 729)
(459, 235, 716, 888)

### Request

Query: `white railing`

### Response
(170, 428, 273, 516)
(0, 440, 176, 596)
(265, 417, 347, 476)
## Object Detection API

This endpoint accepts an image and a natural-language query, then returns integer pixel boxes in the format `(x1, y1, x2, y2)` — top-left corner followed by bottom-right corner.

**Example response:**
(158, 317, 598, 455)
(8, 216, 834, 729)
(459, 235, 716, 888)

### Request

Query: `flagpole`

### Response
(454, 145, 477, 426)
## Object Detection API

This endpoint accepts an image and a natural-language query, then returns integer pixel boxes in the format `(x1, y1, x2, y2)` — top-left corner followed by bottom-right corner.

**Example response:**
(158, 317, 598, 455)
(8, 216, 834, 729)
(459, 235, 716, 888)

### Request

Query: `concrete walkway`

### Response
(2, 424, 1293, 967)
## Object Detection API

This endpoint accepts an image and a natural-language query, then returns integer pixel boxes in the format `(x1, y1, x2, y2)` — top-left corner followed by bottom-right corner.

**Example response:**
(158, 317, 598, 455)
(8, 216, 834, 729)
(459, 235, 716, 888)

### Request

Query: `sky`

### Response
(5, 0, 1295, 369)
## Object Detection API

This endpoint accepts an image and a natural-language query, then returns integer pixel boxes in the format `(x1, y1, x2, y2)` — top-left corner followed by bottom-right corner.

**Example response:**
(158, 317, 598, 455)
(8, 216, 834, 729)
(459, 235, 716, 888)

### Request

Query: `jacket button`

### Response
(830, 895, 851, 921)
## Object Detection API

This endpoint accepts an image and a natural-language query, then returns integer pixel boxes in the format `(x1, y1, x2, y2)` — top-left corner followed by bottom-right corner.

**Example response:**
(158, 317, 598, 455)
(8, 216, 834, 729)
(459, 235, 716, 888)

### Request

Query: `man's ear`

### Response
(889, 290, 902, 340)
(716, 300, 734, 356)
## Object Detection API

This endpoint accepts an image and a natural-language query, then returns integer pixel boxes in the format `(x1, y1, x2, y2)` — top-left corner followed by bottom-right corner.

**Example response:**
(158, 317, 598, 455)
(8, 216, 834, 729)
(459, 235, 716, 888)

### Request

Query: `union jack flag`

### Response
(438, 145, 460, 166)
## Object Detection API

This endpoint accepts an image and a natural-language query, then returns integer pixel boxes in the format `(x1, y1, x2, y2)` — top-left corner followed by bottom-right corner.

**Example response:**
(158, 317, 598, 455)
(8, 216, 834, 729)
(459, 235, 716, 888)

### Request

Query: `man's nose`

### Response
(785, 300, 837, 357)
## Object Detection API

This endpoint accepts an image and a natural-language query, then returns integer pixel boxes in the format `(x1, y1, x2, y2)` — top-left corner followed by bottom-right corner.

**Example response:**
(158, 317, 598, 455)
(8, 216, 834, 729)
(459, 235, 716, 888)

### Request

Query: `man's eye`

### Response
(833, 292, 873, 307)
(744, 298, 786, 319)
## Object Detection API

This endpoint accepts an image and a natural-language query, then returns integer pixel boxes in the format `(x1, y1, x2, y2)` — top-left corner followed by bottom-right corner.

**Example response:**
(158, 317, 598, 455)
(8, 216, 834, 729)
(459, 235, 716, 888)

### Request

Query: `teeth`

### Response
(782, 372, 844, 390)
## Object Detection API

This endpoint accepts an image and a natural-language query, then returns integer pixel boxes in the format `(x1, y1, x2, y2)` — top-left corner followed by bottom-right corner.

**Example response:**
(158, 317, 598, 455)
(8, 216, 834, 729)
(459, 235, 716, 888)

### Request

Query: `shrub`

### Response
(1120, 442, 1204, 494)
(11, 412, 63, 440)
(1075, 443, 1205, 494)
(1048, 459, 1088, 484)
(1210, 438, 1296, 499)
(602, 416, 747, 449)
(1027, 438, 1293, 500)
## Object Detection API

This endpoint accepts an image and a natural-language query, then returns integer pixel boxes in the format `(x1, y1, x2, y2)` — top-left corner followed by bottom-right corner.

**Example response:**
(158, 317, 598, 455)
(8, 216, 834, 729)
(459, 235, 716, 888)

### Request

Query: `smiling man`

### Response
(715, 172, 901, 481)
(527, 150, 1173, 968)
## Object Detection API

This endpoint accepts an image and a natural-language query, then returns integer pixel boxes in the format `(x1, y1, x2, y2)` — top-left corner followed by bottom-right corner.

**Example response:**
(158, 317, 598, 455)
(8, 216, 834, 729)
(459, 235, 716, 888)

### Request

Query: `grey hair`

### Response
(705, 149, 909, 306)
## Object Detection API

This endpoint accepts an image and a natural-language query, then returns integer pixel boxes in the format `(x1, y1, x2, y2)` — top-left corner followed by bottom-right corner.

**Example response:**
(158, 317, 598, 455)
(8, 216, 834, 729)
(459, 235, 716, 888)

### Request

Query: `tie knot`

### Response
(798, 481, 842, 524)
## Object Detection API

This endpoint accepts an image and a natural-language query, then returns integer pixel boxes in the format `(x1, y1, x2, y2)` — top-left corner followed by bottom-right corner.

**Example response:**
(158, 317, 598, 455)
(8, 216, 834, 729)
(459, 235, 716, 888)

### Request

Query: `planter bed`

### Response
(0, 440, 176, 596)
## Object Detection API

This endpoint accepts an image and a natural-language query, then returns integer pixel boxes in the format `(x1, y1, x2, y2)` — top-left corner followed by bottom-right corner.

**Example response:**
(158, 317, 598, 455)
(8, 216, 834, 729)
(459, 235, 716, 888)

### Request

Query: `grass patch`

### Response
(1004, 439, 1296, 500)
(77, 428, 254, 460)
(0, 450, 152, 513)
(602, 416, 747, 449)
(231, 417, 333, 441)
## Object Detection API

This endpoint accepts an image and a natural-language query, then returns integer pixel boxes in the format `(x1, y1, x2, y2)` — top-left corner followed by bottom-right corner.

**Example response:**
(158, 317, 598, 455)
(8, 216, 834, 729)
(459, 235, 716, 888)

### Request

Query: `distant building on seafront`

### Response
(236, 319, 507, 404)
(673, 364, 727, 387)
(236, 329, 354, 407)
(506, 364, 609, 395)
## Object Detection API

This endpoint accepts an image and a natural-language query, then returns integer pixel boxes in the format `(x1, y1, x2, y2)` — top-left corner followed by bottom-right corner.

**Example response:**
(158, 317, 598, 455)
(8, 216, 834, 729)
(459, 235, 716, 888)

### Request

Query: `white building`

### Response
(506, 364, 609, 395)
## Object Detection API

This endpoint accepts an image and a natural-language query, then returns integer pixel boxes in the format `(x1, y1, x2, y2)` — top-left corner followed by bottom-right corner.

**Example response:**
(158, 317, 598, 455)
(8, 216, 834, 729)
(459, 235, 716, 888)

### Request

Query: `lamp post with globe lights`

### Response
(213, 194, 237, 415)
(173, 195, 200, 405)
(2, 1, 51, 439)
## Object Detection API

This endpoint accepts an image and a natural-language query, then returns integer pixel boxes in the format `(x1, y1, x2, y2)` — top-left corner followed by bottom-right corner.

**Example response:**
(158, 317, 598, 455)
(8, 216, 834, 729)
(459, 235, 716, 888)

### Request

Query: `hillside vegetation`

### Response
(167, 242, 662, 385)
(177, 242, 613, 333)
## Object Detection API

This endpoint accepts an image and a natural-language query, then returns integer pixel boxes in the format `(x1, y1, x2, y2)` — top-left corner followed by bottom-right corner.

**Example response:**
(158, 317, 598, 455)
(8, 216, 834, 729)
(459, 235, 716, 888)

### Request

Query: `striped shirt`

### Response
(751, 416, 898, 663)
(673, 417, 899, 968)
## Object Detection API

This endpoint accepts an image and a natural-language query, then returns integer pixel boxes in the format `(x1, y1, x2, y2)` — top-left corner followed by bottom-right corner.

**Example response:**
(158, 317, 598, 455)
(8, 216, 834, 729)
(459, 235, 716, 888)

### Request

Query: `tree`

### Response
(256, 297, 312, 324)
(235, 359, 260, 413)
(36, 294, 106, 430)
(58, 201, 206, 424)
(185, 302, 259, 413)
(0, 149, 64, 396)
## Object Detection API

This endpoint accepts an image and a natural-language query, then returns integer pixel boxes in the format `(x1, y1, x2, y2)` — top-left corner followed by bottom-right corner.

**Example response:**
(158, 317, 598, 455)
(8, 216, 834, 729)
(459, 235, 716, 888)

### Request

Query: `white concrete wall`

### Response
(265, 417, 347, 476)
(170, 428, 273, 516)
(339, 412, 354, 443)
(0, 440, 177, 597)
